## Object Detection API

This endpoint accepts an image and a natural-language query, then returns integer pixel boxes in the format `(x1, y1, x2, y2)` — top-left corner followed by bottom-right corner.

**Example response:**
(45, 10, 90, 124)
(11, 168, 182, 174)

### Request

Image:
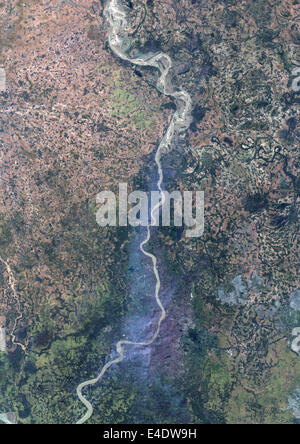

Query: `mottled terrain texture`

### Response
(0, 0, 299, 424)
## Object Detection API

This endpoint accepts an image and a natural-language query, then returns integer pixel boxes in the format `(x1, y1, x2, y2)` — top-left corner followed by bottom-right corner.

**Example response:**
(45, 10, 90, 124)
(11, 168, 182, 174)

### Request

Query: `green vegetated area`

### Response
(181, 314, 300, 424)
(154, 224, 300, 424)
(82, 370, 190, 424)
(0, 197, 133, 423)
(97, 65, 158, 130)
(0, 271, 128, 424)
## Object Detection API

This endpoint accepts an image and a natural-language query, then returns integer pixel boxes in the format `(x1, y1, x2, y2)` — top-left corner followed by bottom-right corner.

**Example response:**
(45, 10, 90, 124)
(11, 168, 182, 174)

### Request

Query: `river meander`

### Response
(75, 0, 193, 424)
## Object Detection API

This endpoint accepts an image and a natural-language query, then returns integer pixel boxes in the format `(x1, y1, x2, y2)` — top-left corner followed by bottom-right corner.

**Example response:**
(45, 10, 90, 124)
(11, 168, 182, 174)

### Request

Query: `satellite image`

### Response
(0, 0, 299, 426)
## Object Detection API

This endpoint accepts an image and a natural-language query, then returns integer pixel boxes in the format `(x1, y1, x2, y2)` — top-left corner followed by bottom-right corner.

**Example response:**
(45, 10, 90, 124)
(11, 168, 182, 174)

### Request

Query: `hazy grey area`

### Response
(217, 273, 263, 306)
(290, 290, 300, 311)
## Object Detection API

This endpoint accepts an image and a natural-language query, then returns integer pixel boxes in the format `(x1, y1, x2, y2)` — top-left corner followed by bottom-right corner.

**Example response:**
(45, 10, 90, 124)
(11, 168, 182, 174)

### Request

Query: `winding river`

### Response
(75, 0, 193, 424)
